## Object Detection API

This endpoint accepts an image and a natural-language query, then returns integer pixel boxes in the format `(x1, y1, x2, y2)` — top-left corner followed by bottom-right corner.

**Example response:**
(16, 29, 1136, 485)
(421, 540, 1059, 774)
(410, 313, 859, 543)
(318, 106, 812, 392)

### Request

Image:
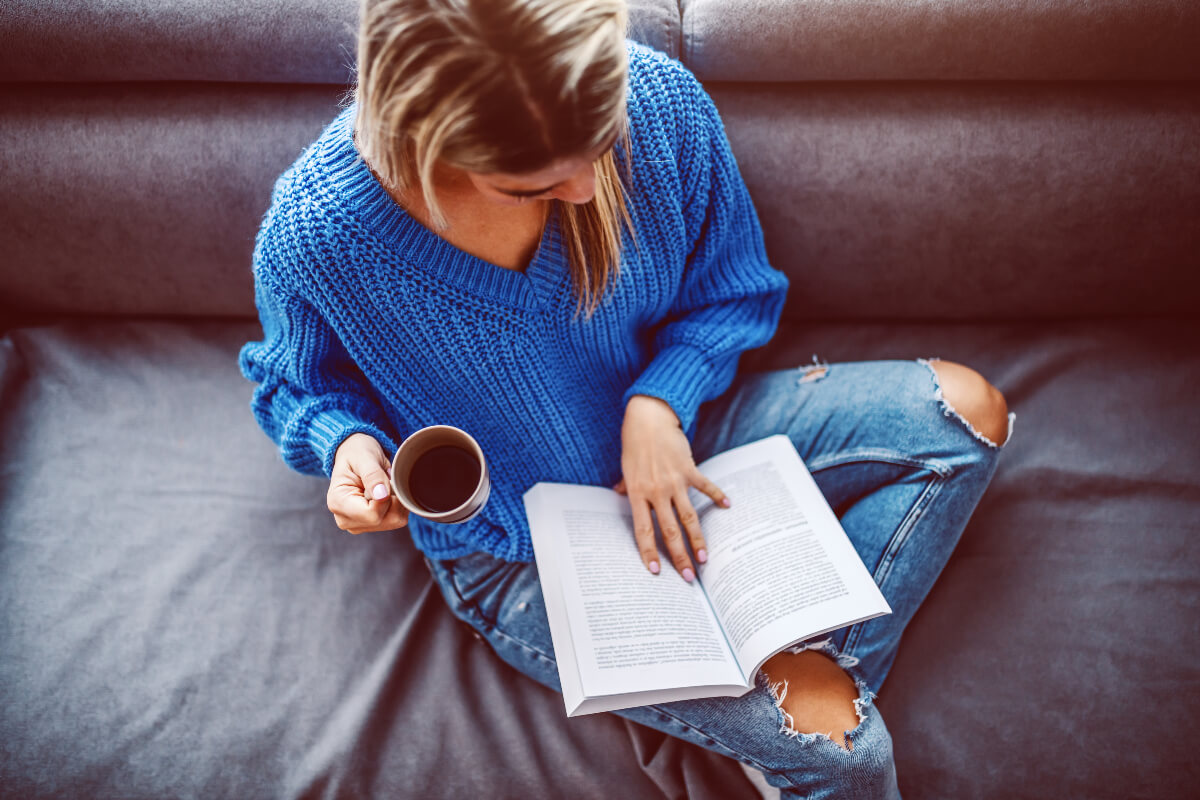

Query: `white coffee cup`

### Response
(390, 425, 490, 524)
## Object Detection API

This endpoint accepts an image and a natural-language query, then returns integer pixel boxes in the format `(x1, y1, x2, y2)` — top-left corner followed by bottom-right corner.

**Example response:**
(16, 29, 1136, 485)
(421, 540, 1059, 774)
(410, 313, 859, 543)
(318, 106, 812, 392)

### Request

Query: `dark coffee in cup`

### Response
(409, 444, 483, 513)
(390, 425, 490, 524)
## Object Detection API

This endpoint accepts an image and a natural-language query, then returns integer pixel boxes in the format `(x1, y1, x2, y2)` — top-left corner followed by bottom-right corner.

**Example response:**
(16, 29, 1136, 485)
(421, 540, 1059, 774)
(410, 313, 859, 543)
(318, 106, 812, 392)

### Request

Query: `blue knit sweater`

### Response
(239, 41, 789, 562)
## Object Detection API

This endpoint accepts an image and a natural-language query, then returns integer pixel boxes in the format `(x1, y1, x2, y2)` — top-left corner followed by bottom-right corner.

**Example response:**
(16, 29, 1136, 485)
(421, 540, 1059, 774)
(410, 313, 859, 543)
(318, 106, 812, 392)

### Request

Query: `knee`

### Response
(762, 650, 861, 751)
(926, 359, 1010, 446)
(760, 651, 899, 795)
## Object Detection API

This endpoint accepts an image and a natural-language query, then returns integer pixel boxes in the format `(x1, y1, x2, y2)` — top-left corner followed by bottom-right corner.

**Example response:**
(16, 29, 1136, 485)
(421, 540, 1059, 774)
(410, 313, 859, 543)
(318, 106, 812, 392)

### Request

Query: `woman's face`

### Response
(464, 132, 618, 207)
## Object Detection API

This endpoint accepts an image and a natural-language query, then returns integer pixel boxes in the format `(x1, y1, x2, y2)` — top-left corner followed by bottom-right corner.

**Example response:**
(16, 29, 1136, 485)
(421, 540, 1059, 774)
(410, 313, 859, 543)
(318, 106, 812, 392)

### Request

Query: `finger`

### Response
(368, 485, 406, 521)
(351, 455, 393, 510)
(628, 496, 660, 575)
(690, 469, 730, 509)
(613, 478, 627, 495)
(345, 498, 409, 534)
(673, 491, 708, 565)
(329, 478, 395, 531)
(652, 492, 695, 582)
(327, 480, 365, 520)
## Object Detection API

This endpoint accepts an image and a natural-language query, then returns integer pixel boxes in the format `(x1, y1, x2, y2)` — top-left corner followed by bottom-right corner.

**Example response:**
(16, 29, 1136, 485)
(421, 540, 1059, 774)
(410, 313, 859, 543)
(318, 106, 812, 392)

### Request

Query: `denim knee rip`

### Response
(796, 354, 830, 384)
(917, 357, 1016, 449)
(759, 638, 877, 744)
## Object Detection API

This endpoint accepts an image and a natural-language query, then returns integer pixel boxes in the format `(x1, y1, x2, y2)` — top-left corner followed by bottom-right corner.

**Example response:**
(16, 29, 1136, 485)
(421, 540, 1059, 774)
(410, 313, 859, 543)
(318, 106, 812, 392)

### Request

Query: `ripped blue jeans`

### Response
(426, 359, 1014, 799)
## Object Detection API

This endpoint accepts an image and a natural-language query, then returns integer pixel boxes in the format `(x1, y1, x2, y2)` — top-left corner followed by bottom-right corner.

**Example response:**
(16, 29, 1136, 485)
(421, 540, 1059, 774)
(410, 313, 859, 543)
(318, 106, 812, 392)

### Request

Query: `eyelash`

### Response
(499, 140, 618, 199)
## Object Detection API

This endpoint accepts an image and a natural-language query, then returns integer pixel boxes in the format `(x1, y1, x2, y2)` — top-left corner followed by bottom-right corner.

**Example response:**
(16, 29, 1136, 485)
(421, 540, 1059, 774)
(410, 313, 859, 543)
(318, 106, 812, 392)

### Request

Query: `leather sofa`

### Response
(2, 1, 1197, 797)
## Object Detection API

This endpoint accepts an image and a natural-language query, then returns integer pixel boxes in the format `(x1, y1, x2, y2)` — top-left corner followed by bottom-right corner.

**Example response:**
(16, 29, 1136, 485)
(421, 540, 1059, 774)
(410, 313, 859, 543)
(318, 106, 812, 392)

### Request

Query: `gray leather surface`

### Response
(3, 81, 1197, 320)
(681, 0, 1200, 81)
(0, 0, 680, 83)
(5, 0, 1197, 83)
(1, 317, 1196, 799)
(711, 81, 1200, 322)
(755, 318, 1200, 799)
(0, 320, 755, 800)
(3, 0, 1199, 797)
(0, 83, 343, 318)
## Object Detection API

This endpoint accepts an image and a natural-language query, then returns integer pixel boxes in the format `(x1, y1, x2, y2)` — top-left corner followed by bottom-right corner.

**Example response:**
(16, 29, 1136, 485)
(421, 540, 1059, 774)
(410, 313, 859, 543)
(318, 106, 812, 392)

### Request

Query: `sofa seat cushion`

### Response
(1, 316, 1197, 798)
(747, 316, 1200, 797)
(0, 320, 752, 800)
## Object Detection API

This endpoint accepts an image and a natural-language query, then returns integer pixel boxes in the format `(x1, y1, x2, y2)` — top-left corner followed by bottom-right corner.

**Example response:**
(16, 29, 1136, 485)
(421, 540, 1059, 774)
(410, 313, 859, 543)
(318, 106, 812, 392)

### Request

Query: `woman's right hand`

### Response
(328, 433, 409, 534)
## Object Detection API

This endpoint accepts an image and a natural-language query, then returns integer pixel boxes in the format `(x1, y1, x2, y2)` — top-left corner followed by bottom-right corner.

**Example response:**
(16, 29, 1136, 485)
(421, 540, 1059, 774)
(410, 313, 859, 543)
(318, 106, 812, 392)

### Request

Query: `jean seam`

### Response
(877, 474, 945, 583)
(442, 561, 473, 610)
(443, 561, 559, 665)
(807, 448, 952, 478)
(490, 623, 558, 666)
(843, 472, 947, 655)
(638, 703, 807, 786)
(804, 450, 950, 659)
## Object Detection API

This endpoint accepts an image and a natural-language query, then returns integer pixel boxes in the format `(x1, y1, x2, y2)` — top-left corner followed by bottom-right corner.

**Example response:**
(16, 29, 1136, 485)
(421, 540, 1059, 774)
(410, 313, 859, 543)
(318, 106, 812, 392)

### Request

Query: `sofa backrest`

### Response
(2, 0, 1197, 322)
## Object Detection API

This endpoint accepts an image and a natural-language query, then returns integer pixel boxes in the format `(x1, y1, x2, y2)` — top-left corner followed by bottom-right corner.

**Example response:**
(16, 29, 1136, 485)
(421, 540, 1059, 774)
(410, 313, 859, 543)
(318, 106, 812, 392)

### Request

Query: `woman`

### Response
(239, 0, 1014, 796)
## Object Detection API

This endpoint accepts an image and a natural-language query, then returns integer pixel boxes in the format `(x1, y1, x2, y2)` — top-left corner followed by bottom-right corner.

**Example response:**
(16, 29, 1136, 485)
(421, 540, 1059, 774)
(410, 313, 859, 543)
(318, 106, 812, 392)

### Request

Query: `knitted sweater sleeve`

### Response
(239, 244, 399, 478)
(623, 66, 789, 433)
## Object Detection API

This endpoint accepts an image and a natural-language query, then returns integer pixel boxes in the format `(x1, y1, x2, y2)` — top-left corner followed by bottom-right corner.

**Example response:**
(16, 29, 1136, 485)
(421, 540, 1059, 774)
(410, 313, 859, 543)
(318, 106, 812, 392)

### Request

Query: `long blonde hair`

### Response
(354, 0, 635, 315)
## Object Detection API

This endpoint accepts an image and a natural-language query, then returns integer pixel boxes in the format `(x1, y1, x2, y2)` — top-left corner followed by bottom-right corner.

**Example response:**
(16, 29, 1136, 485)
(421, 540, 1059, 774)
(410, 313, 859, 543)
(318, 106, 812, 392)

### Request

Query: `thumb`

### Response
(348, 448, 394, 505)
(363, 466, 393, 504)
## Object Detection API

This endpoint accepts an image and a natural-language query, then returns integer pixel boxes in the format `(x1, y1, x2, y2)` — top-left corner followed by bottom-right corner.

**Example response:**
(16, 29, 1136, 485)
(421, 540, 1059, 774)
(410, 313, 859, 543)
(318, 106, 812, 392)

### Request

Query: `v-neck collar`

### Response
(317, 109, 567, 309)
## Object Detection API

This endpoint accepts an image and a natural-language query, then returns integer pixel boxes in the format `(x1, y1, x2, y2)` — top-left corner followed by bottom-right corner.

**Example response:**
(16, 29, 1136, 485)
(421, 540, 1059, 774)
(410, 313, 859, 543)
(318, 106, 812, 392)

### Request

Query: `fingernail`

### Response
(682, 567, 695, 582)
(720, 497, 731, 508)
(649, 560, 660, 575)
(372, 483, 388, 500)
(697, 549, 708, 564)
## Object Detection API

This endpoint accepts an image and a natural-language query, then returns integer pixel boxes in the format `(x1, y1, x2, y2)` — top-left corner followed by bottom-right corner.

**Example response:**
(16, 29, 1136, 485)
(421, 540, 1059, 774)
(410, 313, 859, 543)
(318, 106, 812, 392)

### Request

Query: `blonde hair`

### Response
(355, 0, 635, 315)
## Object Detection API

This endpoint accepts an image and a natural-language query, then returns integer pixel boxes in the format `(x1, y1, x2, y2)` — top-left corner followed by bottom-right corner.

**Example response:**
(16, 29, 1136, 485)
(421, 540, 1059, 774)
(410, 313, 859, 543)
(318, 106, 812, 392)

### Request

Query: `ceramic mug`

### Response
(390, 425, 490, 524)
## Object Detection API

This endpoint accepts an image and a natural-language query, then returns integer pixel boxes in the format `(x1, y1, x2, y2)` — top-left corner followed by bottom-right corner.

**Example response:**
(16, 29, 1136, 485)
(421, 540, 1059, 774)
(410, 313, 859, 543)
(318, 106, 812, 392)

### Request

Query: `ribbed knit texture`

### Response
(239, 41, 789, 562)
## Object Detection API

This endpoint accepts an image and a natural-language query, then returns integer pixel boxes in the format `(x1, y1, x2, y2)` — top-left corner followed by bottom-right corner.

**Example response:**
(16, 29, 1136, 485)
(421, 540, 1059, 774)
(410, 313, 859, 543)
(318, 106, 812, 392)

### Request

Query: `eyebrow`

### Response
(496, 131, 621, 198)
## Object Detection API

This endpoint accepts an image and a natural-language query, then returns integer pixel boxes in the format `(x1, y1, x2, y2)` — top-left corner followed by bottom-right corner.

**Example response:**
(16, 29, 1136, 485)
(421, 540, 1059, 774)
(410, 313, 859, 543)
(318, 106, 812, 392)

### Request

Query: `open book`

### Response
(523, 435, 891, 717)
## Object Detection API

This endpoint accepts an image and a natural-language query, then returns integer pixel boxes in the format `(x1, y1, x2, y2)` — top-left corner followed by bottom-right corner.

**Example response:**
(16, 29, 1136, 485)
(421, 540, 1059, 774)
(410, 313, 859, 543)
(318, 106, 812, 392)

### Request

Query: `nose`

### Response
(550, 164, 596, 205)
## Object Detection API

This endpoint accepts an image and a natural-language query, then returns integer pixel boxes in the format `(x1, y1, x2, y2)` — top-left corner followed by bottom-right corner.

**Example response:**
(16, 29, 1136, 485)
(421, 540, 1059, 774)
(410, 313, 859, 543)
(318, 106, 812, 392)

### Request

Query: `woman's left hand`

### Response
(616, 394, 730, 581)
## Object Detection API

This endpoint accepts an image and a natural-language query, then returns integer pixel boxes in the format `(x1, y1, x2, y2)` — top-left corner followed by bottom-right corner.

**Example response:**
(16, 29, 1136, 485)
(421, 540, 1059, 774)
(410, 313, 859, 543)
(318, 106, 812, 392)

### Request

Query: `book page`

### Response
(692, 436, 892, 680)
(525, 484, 745, 703)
